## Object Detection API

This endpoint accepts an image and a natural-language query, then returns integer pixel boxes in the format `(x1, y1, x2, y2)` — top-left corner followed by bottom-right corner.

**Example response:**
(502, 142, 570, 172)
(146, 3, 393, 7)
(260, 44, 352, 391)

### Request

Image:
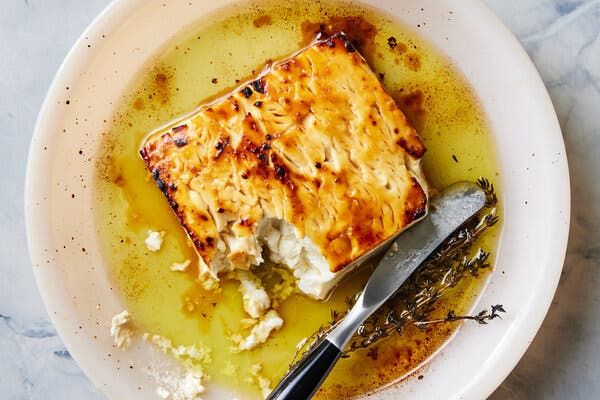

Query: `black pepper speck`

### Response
(387, 36, 397, 49)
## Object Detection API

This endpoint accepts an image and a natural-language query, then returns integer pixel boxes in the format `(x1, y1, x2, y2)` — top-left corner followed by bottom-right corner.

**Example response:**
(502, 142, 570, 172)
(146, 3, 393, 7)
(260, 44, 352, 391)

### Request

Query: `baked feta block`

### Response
(141, 33, 428, 299)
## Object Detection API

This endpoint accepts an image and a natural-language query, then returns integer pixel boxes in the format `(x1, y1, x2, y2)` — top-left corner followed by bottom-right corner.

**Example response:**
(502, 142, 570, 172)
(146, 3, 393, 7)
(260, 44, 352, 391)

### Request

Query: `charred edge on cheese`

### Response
(251, 78, 266, 94)
(241, 87, 253, 98)
(403, 177, 428, 225)
(215, 136, 230, 159)
(314, 32, 358, 54)
(397, 137, 426, 158)
(151, 168, 166, 193)
(172, 124, 189, 147)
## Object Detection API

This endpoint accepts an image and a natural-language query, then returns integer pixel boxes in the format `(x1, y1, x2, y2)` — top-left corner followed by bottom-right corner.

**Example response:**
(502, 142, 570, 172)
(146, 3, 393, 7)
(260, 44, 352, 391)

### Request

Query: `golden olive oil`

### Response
(95, 1, 501, 398)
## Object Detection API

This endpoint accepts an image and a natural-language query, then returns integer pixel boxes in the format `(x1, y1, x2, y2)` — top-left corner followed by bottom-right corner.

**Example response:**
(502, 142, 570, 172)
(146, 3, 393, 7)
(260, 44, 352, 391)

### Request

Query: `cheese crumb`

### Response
(170, 259, 191, 272)
(145, 334, 211, 400)
(154, 369, 205, 400)
(232, 310, 283, 351)
(145, 230, 165, 252)
(197, 259, 221, 291)
(109, 310, 134, 349)
(149, 334, 173, 353)
(237, 271, 270, 319)
(248, 363, 273, 399)
(147, 334, 211, 364)
(157, 387, 170, 399)
(221, 360, 238, 382)
(240, 318, 257, 329)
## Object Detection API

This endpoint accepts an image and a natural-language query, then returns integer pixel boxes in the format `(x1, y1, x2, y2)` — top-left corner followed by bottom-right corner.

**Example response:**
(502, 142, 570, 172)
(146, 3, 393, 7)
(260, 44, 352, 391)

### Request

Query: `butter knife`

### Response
(267, 182, 487, 400)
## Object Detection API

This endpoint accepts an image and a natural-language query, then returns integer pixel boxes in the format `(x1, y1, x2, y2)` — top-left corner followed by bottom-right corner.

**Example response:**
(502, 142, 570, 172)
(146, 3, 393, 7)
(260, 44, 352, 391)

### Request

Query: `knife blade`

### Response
(267, 182, 487, 400)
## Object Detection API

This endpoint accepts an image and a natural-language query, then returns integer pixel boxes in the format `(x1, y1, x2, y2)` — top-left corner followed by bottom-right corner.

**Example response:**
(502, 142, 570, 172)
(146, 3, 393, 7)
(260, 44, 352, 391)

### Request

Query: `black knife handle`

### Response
(267, 339, 342, 400)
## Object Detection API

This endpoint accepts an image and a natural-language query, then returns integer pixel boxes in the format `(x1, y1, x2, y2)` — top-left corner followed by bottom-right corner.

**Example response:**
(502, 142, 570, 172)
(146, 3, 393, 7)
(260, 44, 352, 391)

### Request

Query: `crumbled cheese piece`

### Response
(248, 363, 273, 399)
(222, 360, 238, 378)
(145, 334, 212, 400)
(233, 310, 283, 351)
(197, 259, 221, 291)
(200, 277, 220, 291)
(248, 364, 262, 376)
(157, 387, 170, 399)
(147, 335, 211, 364)
(154, 369, 205, 400)
(172, 344, 212, 364)
(109, 310, 134, 349)
(236, 271, 270, 319)
(240, 318, 257, 329)
(170, 259, 191, 272)
(257, 375, 272, 399)
(149, 334, 173, 353)
(146, 230, 165, 252)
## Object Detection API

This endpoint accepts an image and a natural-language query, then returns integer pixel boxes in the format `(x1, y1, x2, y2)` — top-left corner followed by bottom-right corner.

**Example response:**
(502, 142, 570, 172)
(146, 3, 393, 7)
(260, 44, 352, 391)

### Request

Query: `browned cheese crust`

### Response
(141, 33, 427, 273)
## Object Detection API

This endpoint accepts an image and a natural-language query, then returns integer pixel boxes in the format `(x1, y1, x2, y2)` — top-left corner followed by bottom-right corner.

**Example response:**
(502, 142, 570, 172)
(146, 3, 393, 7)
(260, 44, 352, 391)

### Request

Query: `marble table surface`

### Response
(1, 0, 598, 399)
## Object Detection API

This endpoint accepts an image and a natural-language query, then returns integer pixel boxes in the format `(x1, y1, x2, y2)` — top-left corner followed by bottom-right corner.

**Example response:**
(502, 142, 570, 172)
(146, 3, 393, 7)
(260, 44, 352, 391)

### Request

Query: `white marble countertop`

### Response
(1, 0, 598, 399)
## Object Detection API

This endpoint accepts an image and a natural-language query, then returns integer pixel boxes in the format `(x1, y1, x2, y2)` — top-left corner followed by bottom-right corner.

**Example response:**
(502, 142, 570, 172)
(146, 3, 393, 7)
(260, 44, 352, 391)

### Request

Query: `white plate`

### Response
(25, 0, 570, 399)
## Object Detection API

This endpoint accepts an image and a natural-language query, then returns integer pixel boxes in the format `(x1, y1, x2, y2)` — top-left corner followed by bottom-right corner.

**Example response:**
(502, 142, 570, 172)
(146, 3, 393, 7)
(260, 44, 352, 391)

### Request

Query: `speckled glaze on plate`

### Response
(25, 1, 569, 399)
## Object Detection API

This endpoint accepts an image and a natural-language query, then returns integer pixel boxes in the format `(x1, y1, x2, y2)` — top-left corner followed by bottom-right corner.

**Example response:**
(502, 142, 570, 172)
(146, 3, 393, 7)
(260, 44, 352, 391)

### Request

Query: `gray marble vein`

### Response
(1, 0, 598, 399)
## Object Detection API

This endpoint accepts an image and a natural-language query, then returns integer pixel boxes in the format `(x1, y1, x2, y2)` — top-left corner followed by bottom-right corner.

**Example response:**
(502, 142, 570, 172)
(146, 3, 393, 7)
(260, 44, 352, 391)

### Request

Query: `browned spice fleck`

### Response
(133, 98, 144, 110)
(367, 347, 379, 360)
(395, 41, 408, 53)
(153, 67, 172, 104)
(388, 36, 408, 54)
(253, 15, 273, 28)
(404, 52, 421, 71)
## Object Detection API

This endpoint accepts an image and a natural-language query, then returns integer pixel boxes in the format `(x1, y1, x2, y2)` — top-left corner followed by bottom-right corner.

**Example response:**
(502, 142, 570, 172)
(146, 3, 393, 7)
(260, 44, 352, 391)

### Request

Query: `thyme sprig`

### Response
(292, 178, 500, 365)
(415, 304, 506, 327)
